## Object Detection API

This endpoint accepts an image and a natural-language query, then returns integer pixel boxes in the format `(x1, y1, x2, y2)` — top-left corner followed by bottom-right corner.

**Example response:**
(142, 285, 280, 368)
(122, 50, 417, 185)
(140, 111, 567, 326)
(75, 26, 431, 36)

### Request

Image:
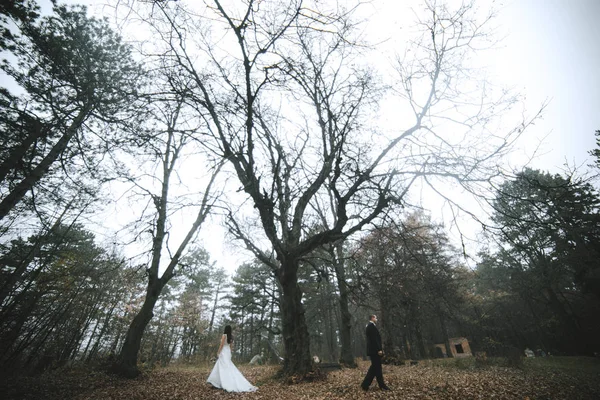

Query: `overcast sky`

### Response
(491, 0, 600, 171)
(42, 0, 600, 274)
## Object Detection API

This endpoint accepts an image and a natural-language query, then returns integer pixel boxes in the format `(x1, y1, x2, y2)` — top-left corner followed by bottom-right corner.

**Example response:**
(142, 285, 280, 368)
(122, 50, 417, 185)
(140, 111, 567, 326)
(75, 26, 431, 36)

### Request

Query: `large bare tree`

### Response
(111, 74, 223, 376)
(123, 0, 540, 376)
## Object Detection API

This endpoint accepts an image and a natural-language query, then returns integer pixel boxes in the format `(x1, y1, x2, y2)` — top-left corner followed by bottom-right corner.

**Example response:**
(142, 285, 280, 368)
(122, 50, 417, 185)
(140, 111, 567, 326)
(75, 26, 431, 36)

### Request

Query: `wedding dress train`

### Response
(207, 342, 258, 392)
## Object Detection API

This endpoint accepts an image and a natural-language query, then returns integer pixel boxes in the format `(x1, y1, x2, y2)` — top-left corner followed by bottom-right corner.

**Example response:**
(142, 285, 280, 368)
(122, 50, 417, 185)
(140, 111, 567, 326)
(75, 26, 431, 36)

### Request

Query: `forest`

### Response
(1, 0, 599, 398)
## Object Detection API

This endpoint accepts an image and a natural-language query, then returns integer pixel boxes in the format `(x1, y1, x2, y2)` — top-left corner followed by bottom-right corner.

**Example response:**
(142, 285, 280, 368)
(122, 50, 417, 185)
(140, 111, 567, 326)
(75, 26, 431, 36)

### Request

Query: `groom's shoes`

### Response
(360, 384, 368, 392)
(380, 386, 391, 391)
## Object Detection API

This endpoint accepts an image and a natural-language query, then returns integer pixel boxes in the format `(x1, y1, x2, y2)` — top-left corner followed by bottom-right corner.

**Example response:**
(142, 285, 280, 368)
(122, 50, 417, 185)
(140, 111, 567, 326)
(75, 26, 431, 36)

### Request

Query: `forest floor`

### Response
(2, 356, 600, 399)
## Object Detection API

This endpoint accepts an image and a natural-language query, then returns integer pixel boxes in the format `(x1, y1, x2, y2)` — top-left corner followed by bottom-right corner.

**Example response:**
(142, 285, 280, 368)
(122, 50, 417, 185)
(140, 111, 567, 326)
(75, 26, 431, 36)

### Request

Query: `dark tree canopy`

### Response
(0, 2, 142, 221)
(591, 129, 600, 169)
(491, 168, 600, 299)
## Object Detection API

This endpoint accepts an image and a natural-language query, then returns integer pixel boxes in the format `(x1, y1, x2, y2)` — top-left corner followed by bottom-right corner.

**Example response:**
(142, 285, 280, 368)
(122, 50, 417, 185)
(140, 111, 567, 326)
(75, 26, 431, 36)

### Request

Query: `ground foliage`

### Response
(2, 357, 599, 399)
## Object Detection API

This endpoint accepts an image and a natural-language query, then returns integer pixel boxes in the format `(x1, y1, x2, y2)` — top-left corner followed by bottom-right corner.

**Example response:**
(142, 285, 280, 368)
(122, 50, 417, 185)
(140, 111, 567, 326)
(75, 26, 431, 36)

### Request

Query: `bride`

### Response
(207, 325, 258, 392)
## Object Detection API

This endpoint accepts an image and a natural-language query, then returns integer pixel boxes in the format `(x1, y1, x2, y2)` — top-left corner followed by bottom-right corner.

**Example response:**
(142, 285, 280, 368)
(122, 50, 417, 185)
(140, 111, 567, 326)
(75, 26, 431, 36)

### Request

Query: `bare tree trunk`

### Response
(114, 280, 163, 378)
(380, 296, 397, 358)
(208, 279, 221, 332)
(112, 131, 220, 377)
(439, 312, 453, 358)
(414, 322, 427, 359)
(0, 200, 83, 308)
(544, 287, 583, 353)
(278, 260, 312, 376)
(249, 314, 254, 359)
(332, 243, 356, 367)
(86, 300, 118, 361)
(401, 331, 412, 360)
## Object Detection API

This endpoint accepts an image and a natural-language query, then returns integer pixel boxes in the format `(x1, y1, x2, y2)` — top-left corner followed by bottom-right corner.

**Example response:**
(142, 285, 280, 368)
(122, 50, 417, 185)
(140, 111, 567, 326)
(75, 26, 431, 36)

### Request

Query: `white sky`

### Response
(32, 0, 600, 274)
(490, 0, 600, 171)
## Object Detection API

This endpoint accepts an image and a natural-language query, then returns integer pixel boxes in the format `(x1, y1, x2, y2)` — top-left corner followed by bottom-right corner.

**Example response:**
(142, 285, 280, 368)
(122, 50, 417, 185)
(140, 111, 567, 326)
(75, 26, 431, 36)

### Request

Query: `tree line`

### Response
(1, 0, 599, 379)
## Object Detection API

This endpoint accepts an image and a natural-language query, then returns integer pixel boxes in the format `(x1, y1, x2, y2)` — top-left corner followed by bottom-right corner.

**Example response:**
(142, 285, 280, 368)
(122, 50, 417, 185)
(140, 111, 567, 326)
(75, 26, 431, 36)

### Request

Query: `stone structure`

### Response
(433, 337, 472, 358)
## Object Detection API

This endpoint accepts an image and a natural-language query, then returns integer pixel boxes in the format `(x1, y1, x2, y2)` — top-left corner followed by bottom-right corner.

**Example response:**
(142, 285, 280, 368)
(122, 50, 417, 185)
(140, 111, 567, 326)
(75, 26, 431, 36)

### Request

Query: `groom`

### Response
(361, 314, 390, 391)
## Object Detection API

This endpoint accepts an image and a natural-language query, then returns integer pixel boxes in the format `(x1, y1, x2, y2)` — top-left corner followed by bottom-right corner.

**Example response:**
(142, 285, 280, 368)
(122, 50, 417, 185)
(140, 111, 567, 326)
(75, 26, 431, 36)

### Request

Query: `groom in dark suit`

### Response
(361, 314, 390, 391)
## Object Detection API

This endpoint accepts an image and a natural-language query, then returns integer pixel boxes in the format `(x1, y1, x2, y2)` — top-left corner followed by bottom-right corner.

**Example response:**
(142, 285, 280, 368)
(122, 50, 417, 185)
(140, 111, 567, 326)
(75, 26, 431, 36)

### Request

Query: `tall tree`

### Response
(228, 260, 280, 361)
(126, 0, 539, 376)
(352, 212, 463, 360)
(0, 3, 142, 221)
(488, 168, 600, 353)
(112, 87, 223, 377)
(0, 222, 131, 372)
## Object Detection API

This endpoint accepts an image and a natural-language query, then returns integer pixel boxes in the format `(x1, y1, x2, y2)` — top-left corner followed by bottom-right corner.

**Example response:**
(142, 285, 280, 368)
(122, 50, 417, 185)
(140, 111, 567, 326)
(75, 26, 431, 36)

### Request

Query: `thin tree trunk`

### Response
(414, 321, 427, 359)
(21, 288, 82, 368)
(208, 279, 221, 332)
(439, 312, 452, 358)
(326, 290, 336, 362)
(249, 314, 254, 359)
(86, 300, 118, 361)
(0, 200, 82, 308)
(401, 331, 411, 359)
(82, 319, 100, 361)
(333, 242, 356, 367)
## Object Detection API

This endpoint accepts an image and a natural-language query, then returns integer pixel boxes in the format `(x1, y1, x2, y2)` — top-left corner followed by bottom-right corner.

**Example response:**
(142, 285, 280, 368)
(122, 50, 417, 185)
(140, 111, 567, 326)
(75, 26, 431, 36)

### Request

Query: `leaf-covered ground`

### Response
(2, 357, 599, 399)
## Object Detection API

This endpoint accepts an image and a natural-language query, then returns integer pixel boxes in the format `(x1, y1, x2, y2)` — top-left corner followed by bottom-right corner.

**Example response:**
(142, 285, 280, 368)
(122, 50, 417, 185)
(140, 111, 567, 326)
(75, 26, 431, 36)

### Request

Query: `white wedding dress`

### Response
(207, 338, 258, 392)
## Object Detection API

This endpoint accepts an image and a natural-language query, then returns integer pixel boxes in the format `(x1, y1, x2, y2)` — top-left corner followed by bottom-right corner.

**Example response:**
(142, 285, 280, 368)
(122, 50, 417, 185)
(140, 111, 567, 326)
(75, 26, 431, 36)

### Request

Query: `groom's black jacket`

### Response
(366, 322, 382, 357)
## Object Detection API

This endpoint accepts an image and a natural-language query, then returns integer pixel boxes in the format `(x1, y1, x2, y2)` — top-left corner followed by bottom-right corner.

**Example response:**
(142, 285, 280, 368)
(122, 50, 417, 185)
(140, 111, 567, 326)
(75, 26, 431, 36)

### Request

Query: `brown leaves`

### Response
(2, 358, 599, 399)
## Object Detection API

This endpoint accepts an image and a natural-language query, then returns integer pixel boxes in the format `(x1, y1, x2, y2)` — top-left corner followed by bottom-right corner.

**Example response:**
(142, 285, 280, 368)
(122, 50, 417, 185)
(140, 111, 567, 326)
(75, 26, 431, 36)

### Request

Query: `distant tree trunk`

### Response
(22, 287, 82, 368)
(167, 326, 178, 364)
(333, 243, 356, 367)
(208, 278, 222, 332)
(82, 318, 100, 360)
(240, 308, 245, 359)
(149, 304, 167, 365)
(544, 287, 583, 353)
(86, 298, 119, 362)
(402, 332, 412, 359)
(0, 202, 83, 308)
(380, 298, 397, 357)
(523, 297, 549, 353)
(267, 290, 276, 362)
(439, 312, 452, 358)
(414, 322, 428, 359)
(63, 301, 99, 363)
(109, 326, 123, 356)
(327, 293, 337, 362)
(249, 314, 254, 358)
(0, 292, 41, 361)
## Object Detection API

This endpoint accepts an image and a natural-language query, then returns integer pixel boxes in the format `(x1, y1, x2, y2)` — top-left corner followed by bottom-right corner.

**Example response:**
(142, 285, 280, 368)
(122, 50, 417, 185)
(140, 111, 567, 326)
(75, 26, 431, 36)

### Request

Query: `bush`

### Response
(453, 357, 475, 370)
(475, 351, 489, 368)
(502, 346, 524, 369)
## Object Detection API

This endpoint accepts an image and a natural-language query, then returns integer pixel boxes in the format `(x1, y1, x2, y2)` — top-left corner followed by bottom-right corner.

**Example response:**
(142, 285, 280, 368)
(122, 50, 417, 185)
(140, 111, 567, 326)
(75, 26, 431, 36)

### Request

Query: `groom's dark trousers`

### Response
(362, 353, 384, 388)
(361, 321, 385, 389)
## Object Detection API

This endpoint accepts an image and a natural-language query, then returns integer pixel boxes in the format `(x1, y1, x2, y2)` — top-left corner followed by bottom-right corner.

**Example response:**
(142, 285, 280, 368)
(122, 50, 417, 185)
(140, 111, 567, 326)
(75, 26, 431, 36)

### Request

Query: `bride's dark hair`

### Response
(224, 325, 233, 344)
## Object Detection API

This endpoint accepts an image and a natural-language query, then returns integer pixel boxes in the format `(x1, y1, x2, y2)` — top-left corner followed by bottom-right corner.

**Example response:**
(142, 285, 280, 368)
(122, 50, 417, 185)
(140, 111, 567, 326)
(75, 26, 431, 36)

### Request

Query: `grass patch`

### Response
(524, 356, 600, 373)
(425, 355, 600, 373)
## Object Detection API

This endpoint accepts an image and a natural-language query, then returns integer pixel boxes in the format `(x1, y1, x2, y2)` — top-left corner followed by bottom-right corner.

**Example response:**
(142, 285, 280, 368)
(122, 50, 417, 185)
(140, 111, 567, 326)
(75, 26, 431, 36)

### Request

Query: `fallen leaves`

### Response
(1, 357, 599, 399)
